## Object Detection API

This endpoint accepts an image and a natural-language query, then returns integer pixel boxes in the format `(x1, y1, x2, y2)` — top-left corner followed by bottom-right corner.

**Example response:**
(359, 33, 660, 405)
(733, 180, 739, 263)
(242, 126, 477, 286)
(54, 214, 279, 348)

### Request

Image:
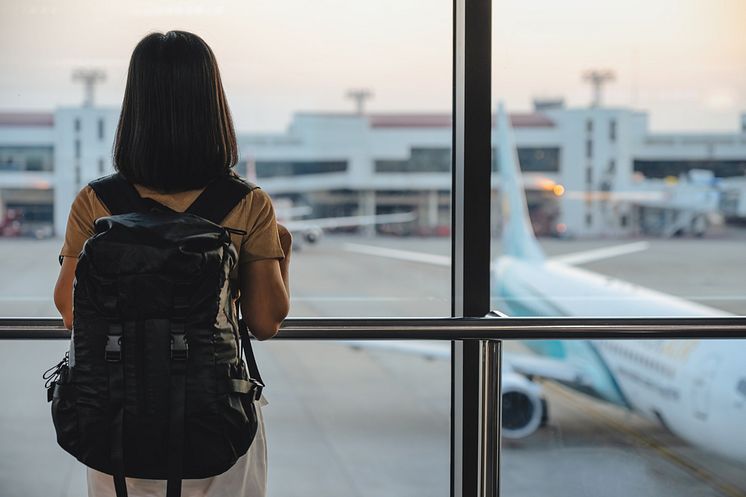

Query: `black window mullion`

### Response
(451, 0, 493, 496)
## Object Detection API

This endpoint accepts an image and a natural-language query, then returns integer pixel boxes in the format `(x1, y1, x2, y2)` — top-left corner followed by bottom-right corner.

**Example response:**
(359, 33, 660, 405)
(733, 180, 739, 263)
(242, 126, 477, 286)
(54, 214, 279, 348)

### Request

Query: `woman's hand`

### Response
(278, 223, 292, 258)
(54, 257, 77, 330)
(277, 223, 292, 295)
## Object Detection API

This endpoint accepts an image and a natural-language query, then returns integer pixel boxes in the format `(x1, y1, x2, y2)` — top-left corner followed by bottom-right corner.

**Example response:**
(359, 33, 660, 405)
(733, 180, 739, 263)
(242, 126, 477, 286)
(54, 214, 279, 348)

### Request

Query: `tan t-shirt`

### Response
(59, 182, 285, 298)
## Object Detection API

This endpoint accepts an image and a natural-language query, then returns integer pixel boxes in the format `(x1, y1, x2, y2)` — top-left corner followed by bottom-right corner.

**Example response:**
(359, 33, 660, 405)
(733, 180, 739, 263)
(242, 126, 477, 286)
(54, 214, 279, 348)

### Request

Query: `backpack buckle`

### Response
(171, 334, 189, 361)
(249, 378, 264, 401)
(105, 335, 122, 362)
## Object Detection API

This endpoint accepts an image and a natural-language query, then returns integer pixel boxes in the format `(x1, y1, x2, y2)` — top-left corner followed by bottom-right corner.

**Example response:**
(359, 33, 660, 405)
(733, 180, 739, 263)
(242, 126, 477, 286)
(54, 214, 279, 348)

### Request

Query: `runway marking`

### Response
(341, 243, 450, 266)
(544, 382, 746, 497)
(291, 296, 446, 302)
(0, 297, 53, 302)
(551, 241, 650, 266)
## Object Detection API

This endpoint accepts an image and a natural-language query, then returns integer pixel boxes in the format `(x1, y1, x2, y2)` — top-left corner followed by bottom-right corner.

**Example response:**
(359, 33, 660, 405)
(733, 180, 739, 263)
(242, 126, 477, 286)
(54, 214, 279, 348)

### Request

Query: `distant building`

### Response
(236, 104, 746, 237)
(1, 102, 745, 238)
(51, 107, 119, 238)
(0, 113, 55, 237)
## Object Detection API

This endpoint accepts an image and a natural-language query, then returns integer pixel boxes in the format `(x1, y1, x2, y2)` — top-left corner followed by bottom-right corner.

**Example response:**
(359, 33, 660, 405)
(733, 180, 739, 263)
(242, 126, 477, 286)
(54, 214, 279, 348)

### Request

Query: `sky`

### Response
(0, 0, 744, 132)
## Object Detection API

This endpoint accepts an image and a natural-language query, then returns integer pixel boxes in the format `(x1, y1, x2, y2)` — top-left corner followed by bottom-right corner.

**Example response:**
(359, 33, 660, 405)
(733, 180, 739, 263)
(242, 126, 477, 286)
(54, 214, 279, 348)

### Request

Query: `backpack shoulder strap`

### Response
(239, 319, 265, 400)
(89, 173, 148, 215)
(186, 174, 259, 225)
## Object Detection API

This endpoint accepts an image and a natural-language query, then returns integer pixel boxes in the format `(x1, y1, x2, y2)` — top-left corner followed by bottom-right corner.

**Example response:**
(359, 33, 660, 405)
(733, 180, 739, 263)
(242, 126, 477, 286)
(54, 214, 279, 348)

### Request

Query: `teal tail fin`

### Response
(495, 102, 545, 261)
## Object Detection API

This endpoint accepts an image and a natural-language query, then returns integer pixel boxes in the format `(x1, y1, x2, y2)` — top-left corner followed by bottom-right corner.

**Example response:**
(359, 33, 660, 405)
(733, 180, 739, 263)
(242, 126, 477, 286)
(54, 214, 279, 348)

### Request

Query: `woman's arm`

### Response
(277, 224, 292, 295)
(54, 257, 77, 330)
(240, 259, 289, 340)
(55, 255, 290, 338)
(240, 224, 292, 340)
(57, 258, 290, 337)
(55, 218, 292, 337)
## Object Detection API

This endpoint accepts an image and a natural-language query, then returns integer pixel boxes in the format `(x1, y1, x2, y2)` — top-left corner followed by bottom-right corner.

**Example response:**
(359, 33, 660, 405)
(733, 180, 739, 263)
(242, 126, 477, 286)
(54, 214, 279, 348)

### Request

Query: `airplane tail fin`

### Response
(496, 102, 545, 261)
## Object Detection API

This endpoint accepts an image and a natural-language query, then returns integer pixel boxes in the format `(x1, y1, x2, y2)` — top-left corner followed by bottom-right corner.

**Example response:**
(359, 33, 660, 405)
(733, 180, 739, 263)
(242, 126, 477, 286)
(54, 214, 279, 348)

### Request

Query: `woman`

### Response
(53, 30, 290, 497)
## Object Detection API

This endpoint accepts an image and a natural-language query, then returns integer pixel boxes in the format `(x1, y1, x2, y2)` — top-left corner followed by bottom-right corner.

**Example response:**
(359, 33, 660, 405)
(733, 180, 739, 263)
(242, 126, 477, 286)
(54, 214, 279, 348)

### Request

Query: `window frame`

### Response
(3, 2, 746, 497)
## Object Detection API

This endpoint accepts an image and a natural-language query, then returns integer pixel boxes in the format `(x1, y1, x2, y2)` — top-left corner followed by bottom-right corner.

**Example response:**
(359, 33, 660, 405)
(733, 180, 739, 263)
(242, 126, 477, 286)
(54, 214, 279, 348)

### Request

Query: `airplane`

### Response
(244, 157, 416, 246)
(342, 103, 746, 463)
(283, 212, 416, 246)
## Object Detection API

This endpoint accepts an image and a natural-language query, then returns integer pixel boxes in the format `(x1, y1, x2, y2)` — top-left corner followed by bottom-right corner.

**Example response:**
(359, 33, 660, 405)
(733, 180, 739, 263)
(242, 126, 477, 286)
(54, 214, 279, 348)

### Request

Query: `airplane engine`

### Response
(501, 373, 545, 439)
(303, 227, 323, 244)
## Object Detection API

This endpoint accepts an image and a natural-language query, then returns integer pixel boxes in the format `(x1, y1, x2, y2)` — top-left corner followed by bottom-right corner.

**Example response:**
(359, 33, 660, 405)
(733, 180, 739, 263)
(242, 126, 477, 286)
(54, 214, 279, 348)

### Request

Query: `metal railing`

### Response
(3, 316, 746, 340)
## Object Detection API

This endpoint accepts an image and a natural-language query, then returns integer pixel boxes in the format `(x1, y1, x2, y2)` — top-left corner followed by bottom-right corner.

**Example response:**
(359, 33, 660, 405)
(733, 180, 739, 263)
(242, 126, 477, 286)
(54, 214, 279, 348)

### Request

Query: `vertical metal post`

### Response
(480, 340, 502, 497)
(451, 0, 493, 496)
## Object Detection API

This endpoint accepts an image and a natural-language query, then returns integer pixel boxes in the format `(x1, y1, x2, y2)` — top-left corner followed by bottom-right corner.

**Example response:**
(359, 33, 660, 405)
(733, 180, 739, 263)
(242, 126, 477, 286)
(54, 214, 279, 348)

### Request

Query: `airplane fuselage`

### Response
(493, 256, 746, 462)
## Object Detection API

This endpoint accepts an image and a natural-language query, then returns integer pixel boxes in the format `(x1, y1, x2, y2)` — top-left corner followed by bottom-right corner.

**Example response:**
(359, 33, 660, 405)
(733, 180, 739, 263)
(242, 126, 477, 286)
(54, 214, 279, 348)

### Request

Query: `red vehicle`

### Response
(0, 208, 22, 237)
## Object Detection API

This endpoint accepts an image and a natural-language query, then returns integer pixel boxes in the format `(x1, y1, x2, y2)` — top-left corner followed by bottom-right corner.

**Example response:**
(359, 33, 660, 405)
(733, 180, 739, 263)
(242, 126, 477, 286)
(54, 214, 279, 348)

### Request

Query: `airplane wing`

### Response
(284, 212, 416, 232)
(550, 241, 649, 265)
(504, 353, 591, 385)
(341, 240, 647, 267)
(343, 340, 450, 359)
(344, 340, 591, 386)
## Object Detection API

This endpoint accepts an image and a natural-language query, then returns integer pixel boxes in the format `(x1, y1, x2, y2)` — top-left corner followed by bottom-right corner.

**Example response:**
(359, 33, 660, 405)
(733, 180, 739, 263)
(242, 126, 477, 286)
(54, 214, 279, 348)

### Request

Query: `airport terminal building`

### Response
(1, 103, 745, 238)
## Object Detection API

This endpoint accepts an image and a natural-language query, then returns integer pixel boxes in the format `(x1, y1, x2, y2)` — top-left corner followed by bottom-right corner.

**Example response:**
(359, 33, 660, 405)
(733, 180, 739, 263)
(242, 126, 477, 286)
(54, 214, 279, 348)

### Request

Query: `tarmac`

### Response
(0, 233, 745, 496)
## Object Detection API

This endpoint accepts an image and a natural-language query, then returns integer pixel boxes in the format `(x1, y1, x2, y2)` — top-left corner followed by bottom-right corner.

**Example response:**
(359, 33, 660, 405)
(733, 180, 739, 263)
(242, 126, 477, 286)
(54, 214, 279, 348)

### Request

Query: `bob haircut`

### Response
(113, 31, 238, 192)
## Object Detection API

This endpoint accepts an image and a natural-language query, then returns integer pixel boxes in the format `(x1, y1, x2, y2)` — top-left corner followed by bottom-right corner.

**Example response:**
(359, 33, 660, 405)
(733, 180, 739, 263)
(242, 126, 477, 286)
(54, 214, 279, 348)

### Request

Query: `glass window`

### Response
(0, 146, 53, 172)
(492, 147, 561, 173)
(491, 0, 746, 316)
(256, 160, 347, 178)
(0, 0, 451, 319)
(375, 147, 451, 173)
(1, 2, 451, 496)
(501, 338, 746, 496)
(0, 336, 451, 496)
(634, 159, 746, 178)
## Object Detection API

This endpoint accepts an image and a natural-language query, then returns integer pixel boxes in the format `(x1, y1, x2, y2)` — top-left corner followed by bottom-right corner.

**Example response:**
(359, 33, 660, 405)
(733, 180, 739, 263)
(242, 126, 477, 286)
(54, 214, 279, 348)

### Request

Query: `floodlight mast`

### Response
(346, 88, 373, 115)
(582, 70, 615, 107)
(72, 69, 106, 107)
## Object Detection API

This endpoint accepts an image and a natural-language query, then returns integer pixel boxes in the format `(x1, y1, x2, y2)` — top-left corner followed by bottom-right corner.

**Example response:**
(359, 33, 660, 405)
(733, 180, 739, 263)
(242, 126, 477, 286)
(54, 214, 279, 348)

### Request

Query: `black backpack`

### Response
(45, 172, 266, 497)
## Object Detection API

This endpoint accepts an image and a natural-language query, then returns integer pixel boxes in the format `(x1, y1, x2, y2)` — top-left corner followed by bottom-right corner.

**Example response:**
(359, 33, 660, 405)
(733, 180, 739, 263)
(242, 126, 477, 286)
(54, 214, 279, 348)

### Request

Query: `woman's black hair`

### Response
(113, 31, 238, 192)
